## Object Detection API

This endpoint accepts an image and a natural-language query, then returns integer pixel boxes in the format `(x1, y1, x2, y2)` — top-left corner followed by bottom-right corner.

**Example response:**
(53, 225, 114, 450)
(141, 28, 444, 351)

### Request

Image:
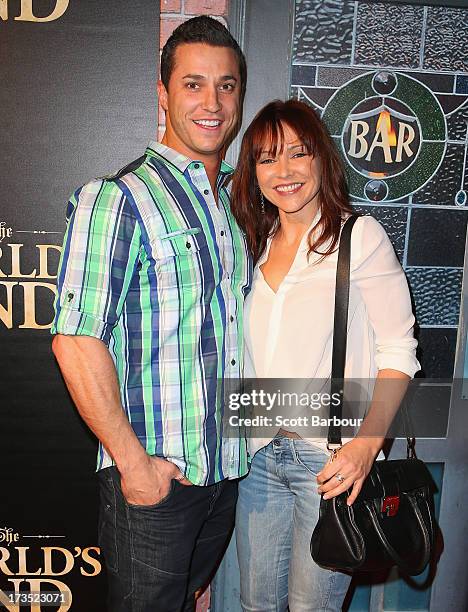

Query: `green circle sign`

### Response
(322, 71, 446, 202)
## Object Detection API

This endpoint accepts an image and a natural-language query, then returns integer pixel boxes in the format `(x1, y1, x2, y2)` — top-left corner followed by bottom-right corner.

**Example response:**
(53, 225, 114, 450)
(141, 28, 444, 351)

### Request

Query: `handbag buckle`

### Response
(381, 495, 400, 517)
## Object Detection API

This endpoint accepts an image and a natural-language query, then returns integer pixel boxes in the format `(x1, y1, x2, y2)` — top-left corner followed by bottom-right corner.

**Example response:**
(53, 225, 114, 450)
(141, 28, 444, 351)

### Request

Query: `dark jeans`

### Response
(97, 466, 238, 612)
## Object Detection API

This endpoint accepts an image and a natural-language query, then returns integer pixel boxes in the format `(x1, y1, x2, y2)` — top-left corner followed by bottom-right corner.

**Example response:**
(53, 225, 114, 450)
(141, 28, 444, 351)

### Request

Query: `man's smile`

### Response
(193, 119, 223, 130)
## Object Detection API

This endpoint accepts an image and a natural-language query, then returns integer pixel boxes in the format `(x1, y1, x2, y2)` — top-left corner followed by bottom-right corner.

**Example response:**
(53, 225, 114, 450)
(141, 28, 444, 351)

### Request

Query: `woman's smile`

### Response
(273, 182, 304, 194)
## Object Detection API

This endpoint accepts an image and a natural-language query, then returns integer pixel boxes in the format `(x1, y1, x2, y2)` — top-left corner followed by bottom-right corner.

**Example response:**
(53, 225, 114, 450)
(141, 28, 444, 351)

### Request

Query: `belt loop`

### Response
(290, 438, 298, 463)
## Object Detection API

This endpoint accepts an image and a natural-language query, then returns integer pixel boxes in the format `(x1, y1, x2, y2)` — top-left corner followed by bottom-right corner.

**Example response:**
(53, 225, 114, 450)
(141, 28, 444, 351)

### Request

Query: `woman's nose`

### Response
(277, 155, 292, 177)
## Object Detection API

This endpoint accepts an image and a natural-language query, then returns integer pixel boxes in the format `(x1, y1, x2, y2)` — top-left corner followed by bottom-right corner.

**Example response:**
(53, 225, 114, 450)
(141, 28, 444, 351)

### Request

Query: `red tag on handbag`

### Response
(381, 495, 400, 517)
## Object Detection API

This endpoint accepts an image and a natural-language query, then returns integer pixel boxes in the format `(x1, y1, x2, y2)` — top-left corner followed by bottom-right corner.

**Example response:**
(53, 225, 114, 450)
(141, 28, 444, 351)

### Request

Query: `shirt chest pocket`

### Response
(149, 229, 207, 290)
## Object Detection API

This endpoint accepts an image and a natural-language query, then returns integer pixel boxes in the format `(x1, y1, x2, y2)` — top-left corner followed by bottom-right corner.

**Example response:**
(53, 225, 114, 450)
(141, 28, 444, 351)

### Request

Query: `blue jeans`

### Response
(98, 466, 238, 612)
(236, 437, 351, 612)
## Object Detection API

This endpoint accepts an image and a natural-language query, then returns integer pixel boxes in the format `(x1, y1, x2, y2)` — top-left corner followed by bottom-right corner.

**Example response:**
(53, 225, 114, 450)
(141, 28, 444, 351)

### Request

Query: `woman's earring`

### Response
(260, 193, 265, 215)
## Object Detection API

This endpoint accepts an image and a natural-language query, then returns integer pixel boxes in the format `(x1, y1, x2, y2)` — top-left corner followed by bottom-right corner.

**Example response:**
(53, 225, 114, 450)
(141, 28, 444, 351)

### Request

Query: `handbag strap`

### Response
(328, 215, 359, 448)
(327, 215, 417, 456)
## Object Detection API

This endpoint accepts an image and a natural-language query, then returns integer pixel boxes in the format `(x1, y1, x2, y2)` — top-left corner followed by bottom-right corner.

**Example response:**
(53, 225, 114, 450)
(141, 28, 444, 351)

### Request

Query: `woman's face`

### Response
(256, 123, 321, 219)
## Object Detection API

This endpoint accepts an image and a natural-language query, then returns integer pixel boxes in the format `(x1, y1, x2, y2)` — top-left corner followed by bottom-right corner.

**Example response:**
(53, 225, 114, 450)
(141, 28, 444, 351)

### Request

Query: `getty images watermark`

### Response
(228, 389, 363, 430)
(222, 378, 452, 439)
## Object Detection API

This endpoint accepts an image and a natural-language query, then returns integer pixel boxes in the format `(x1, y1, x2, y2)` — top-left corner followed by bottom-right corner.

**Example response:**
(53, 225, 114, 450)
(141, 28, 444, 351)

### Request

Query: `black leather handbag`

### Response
(310, 215, 436, 575)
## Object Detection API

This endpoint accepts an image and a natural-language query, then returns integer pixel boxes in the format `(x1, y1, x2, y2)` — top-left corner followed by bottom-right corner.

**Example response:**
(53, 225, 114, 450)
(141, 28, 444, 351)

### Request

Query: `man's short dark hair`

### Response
(161, 16, 247, 102)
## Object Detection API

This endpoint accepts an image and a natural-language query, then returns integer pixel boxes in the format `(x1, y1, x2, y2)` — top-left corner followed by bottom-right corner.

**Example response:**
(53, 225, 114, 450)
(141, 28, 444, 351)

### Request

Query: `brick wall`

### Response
(159, 0, 229, 139)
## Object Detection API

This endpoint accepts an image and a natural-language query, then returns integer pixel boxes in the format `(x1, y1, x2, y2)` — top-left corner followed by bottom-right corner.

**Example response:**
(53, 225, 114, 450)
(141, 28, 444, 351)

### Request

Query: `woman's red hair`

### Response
(231, 99, 354, 263)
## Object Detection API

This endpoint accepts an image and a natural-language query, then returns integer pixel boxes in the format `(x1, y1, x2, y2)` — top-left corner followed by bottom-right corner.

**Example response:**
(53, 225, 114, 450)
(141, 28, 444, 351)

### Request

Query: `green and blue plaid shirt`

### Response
(52, 142, 252, 485)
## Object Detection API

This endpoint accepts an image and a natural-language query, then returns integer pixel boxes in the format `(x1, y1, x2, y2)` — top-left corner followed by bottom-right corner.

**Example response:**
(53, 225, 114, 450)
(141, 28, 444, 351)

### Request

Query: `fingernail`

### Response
(323, 494, 329, 500)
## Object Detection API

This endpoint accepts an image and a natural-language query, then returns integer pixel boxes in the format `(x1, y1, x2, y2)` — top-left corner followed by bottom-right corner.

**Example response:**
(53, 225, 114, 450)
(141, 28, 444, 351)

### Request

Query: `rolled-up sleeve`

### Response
(51, 179, 141, 345)
(351, 216, 420, 378)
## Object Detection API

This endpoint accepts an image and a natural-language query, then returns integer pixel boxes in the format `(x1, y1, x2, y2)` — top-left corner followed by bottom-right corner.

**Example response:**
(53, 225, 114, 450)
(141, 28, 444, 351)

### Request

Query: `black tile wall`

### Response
(424, 7, 468, 72)
(406, 71, 454, 93)
(355, 2, 424, 68)
(436, 94, 468, 115)
(416, 327, 457, 379)
(389, 384, 450, 438)
(406, 268, 462, 326)
(293, 0, 355, 65)
(353, 205, 407, 262)
(407, 209, 468, 268)
(446, 99, 468, 142)
(317, 66, 367, 87)
(293, 86, 335, 108)
(291, 64, 316, 86)
(412, 144, 465, 206)
(291, 0, 468, 394)
(456, 76, 468, 95)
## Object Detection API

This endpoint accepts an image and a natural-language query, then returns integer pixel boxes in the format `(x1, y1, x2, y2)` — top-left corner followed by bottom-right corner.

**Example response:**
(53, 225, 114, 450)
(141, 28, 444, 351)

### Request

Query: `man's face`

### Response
(159, 43, 241, 163)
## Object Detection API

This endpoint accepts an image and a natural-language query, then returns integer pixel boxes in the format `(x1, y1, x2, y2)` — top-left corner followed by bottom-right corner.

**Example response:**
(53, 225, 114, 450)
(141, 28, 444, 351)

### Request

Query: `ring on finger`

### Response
(335, 473, 345, 483)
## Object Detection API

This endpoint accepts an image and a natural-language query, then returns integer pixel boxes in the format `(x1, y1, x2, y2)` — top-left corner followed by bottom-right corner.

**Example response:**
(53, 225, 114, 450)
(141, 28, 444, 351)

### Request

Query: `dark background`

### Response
(0, 1, 159, 609)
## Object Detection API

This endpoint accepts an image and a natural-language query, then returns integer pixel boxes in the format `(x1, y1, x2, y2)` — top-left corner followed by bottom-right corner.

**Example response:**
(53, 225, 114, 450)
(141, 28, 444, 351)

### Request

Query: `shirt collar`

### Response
(145, 141, 234, 177)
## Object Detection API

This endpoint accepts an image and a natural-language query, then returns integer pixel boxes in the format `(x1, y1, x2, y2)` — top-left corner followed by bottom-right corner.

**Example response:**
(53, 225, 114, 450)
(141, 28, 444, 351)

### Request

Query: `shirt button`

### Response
(186, 242, 191, 249)
(231, 359, 236, 366)
(273, 439, 281, 447)
(203, 189, 209, 195)
(220, 230, 225, 236)
(230, 315, 234, 322)
(194, 163, 200, 169)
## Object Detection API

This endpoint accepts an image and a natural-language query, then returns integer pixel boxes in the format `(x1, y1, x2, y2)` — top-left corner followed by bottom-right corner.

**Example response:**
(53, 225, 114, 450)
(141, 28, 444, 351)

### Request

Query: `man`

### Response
(52, 16, 250, 612)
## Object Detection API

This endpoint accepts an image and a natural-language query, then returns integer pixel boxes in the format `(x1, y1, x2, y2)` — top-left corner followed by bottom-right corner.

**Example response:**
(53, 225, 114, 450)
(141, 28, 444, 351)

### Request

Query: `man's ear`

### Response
(158, 80, 168, 111)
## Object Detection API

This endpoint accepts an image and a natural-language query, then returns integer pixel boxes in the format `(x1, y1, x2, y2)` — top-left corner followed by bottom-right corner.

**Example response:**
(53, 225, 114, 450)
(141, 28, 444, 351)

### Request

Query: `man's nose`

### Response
(202, 86, 221, 113)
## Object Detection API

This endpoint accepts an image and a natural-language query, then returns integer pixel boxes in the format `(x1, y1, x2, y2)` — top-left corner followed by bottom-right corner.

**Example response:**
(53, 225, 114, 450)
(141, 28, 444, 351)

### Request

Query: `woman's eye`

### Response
(259, 158, 275, 164)
(292, 152, 307, 158)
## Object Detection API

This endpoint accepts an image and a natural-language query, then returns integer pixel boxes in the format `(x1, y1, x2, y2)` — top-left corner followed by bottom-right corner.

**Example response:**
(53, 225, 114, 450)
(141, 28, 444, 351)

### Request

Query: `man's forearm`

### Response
(52, 334, 147, 474)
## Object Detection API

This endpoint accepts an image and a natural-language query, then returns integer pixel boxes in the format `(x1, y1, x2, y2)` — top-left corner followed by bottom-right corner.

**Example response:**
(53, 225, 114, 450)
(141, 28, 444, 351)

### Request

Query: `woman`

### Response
(230, 100, 420, 612)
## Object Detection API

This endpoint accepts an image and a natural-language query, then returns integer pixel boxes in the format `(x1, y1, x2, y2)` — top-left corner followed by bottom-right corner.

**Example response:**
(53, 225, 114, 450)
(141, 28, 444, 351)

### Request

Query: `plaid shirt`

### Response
(52, 142, 252, 485)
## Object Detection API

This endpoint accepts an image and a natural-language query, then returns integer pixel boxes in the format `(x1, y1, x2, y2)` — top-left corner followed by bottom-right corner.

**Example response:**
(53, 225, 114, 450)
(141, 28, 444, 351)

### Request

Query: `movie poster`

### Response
(0, 1, 158, 609)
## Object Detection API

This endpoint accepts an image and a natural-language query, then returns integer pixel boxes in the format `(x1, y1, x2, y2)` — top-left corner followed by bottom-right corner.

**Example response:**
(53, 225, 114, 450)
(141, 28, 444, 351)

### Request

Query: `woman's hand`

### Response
(316, 438, 382, 506)
(316, 369, 410, 506)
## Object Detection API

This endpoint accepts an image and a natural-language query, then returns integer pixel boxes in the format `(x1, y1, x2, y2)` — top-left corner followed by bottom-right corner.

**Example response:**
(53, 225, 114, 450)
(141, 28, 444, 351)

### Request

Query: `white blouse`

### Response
(244, 215, 420, 457)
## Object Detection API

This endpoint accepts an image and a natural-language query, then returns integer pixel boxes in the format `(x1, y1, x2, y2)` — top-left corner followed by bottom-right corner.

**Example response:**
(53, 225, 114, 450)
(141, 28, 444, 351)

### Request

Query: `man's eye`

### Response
(186, 82, 199, 90)
(220, 83, 235, 91)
